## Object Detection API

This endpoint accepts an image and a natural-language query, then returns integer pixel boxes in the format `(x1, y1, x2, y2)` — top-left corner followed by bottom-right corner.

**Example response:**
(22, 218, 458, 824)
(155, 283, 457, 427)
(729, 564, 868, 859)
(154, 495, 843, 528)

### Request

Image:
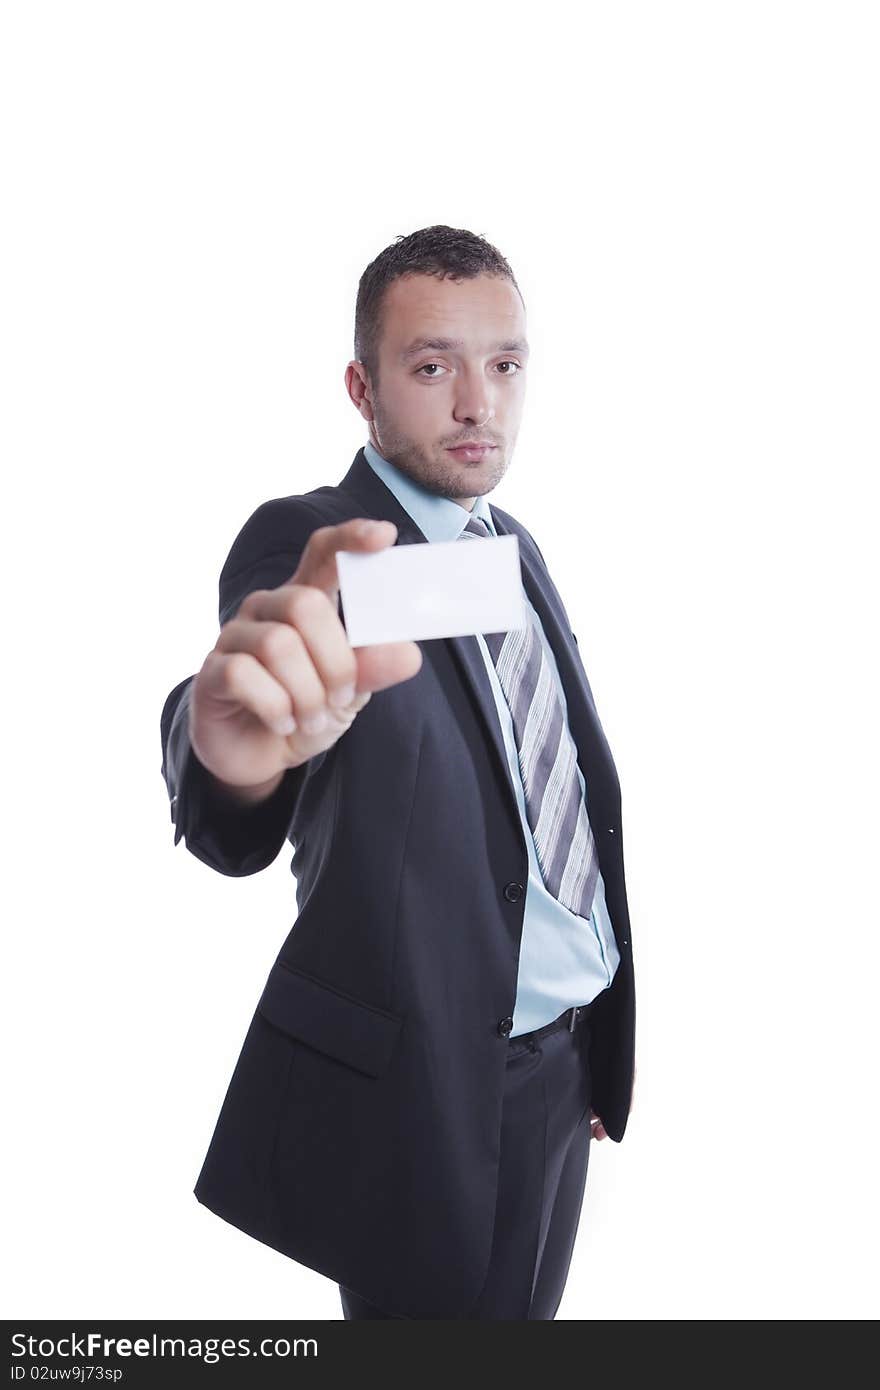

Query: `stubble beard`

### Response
(370, 402, 510, 503)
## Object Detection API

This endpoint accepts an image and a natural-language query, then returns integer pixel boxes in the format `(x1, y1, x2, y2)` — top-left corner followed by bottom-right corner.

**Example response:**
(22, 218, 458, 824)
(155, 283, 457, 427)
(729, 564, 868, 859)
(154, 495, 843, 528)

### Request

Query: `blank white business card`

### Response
(337, 532, 528, 646)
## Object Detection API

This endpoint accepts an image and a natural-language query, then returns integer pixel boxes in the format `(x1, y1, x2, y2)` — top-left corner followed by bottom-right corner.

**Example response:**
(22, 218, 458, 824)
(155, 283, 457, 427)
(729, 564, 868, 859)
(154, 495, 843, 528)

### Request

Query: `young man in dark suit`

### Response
(160, 225, 636, 1320)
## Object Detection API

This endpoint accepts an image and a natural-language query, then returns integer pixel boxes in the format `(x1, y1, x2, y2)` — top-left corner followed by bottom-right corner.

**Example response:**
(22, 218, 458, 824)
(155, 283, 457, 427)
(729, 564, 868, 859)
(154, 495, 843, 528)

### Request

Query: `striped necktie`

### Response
(460, 514, 600, 922)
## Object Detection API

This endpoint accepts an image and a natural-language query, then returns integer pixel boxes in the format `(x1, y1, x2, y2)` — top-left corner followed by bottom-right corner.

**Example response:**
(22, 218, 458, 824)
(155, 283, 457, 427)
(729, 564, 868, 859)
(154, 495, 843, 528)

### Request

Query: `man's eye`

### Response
(416, 361, 522, 377)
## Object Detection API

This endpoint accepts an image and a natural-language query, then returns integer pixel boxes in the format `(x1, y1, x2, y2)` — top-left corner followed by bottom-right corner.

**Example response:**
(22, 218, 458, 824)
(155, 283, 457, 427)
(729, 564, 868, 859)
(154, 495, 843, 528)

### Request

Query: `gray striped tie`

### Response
(460, 515, 600, 921)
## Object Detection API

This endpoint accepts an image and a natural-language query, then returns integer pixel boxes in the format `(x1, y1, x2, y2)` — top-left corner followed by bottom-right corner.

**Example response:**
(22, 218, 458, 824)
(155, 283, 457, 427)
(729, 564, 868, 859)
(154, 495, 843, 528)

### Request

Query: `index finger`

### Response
(284, 518, 398, 603)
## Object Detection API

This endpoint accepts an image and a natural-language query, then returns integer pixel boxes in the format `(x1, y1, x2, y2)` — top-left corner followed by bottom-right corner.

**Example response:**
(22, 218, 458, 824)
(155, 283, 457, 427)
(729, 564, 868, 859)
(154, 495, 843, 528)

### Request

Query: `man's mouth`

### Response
(446, 445, 496, 462)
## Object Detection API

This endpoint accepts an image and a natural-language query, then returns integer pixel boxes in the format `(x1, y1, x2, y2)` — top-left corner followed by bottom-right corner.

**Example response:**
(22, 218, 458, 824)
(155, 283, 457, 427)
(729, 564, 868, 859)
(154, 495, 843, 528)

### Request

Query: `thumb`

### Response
(285, 517, 399, 605)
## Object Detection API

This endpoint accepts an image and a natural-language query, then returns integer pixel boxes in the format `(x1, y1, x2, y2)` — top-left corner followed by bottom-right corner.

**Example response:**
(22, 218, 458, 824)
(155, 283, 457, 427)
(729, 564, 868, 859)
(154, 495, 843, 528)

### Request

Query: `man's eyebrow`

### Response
(400, 336, 530, 360)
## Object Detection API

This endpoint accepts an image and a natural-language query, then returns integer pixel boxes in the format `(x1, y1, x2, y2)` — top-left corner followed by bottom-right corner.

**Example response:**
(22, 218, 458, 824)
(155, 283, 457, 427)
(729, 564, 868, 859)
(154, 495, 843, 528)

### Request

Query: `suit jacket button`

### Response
(497, 1017, 513, 1037)
(503, 882, 524, 902)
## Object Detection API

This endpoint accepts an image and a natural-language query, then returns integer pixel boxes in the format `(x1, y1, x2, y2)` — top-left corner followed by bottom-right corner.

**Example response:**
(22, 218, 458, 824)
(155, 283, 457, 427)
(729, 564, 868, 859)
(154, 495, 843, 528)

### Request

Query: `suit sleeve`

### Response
(159, 497, 332, 877)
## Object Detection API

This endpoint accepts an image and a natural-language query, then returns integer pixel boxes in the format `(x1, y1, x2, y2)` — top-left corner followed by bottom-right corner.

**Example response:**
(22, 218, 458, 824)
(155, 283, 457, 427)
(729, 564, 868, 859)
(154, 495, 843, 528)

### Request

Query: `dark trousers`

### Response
(339, 1001, 595, 1320)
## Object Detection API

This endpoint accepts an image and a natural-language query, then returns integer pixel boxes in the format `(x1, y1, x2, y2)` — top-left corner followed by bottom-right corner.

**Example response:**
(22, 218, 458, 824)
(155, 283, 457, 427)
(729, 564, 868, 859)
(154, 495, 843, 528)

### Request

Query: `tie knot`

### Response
(461, 515, 492, 540)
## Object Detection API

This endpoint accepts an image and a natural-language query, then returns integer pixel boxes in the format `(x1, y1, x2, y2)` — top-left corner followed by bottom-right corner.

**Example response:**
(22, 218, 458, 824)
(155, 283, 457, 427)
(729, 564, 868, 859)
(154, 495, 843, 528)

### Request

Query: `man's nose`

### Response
(453, 379, 495, 427)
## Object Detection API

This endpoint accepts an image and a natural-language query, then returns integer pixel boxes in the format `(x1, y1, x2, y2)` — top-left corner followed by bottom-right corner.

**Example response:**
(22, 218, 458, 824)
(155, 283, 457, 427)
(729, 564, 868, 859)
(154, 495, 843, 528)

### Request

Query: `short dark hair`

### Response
(354, 224, 522, 388)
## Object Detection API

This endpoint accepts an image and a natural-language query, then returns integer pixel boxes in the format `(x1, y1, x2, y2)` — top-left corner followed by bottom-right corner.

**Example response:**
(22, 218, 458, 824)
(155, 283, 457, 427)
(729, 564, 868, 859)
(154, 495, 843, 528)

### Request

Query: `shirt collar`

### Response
(363, 439, 496, 541)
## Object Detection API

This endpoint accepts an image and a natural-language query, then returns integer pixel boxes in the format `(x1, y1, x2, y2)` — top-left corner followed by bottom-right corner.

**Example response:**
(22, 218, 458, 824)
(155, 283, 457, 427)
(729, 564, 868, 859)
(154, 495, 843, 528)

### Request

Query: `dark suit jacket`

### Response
(159, 446, 636, 1319)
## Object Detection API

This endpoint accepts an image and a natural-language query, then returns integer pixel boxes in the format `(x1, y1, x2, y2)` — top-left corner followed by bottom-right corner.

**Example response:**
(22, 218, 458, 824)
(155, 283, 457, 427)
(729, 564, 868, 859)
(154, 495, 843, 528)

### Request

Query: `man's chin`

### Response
(443, 457, 507, 495)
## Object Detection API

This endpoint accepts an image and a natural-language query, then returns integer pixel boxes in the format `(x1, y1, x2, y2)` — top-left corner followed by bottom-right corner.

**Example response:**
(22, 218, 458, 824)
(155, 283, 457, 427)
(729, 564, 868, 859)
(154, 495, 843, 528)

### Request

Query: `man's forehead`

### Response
(384, 272, 521, 317)
(383, 274, 527, 354)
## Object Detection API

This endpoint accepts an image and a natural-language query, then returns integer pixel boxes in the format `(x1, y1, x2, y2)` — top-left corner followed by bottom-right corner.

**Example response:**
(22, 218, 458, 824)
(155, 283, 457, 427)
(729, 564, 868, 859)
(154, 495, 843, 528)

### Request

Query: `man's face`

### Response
(348, 271, 529, 508)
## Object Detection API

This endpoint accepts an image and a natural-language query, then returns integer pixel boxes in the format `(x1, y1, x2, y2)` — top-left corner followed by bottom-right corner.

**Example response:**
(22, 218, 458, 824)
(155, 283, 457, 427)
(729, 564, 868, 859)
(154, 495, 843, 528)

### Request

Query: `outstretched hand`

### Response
(189, 518, 422, 801)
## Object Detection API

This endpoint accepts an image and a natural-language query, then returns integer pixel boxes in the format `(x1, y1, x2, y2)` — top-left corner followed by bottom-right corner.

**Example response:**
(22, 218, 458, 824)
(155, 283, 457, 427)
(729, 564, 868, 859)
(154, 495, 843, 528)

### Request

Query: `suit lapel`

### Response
(489, 506, 620, 821)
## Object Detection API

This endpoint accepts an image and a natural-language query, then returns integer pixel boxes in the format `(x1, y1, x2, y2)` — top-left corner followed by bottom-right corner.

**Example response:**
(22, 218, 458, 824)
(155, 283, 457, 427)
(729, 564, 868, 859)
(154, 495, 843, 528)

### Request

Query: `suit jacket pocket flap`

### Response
(257, 959, 404, 1078)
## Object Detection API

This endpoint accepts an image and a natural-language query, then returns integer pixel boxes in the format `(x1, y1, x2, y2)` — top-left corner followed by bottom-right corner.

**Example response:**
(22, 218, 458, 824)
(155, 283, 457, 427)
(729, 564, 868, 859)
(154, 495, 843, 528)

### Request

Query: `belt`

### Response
(513, 1000, 595, 1048)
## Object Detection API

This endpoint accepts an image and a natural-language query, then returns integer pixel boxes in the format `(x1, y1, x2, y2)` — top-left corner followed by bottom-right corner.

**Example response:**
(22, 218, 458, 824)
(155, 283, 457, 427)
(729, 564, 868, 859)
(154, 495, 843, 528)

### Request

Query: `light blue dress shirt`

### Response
(363, 439, 620, 1035)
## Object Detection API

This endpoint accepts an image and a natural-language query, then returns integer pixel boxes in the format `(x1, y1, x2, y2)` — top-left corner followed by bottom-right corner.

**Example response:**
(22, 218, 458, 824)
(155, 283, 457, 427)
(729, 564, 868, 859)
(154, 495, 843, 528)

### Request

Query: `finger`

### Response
(233, 581, 422, 700)
(200, 648, 312, 739)
(225, 589, 358, 709)
(354, 639, 423, 694)
(235, 586, 422, 699)
(217, 611, 347, 734)
(589, 1110, 608, 1141)
(284, 518, 399, 604)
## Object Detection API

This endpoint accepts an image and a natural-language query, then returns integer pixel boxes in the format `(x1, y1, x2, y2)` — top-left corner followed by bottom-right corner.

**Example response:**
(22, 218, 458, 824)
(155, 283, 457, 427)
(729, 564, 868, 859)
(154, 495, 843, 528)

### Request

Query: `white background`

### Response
(2, 1, 877, 1320)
